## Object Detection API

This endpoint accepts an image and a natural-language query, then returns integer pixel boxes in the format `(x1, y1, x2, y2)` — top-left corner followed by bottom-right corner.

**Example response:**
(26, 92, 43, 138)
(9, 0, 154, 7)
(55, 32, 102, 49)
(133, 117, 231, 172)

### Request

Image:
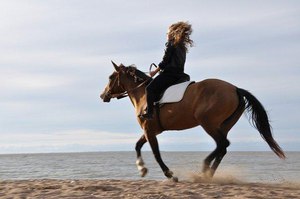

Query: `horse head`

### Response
(100, 61, 151, 102)
(100, 61, 127, 102)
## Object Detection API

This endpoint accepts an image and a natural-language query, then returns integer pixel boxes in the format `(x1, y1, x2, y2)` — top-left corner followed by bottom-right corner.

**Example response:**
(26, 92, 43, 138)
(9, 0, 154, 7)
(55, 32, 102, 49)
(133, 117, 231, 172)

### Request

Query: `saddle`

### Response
(155, 73, 194, 105)
(157, 81, 194, 105)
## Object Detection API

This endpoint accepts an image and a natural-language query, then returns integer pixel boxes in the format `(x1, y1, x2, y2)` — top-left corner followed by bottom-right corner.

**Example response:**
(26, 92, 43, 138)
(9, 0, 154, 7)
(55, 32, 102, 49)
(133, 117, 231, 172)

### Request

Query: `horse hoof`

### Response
(172, 176, 179, 182)
(203, 170, 213, 180)
(140, 167, 148, 177)
(164, 170, 174, 178)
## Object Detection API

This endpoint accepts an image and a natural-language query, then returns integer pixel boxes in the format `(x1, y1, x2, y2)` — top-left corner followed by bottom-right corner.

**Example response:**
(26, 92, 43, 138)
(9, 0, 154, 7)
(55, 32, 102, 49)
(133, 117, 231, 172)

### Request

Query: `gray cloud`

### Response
(0, 0, 299, 153)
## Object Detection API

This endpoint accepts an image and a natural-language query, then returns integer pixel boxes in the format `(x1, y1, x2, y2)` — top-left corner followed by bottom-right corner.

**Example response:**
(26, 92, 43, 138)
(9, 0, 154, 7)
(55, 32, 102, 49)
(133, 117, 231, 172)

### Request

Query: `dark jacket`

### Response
(158, 42, 186, 74)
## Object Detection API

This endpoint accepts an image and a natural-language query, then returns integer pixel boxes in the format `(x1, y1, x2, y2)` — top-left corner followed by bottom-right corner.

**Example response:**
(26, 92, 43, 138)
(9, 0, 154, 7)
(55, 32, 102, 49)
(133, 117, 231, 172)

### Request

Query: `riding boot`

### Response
(139, 92, 155, 120)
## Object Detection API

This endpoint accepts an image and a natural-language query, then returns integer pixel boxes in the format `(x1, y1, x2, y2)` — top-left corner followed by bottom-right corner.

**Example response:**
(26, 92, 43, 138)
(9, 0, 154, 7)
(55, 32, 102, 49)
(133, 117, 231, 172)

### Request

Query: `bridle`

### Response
(105, 67, 150, 100)
(104, 72, 123, 99)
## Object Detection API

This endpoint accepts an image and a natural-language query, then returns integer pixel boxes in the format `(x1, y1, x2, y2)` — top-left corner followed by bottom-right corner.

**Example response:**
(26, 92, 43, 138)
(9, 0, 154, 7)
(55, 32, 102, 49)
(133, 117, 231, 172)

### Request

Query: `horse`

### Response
(100, 61, 285, 182)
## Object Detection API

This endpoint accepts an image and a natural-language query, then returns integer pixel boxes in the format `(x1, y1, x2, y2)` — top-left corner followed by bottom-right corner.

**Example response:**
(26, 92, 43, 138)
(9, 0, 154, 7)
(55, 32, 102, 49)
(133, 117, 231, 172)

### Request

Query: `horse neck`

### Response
(124, 81, 146, 110)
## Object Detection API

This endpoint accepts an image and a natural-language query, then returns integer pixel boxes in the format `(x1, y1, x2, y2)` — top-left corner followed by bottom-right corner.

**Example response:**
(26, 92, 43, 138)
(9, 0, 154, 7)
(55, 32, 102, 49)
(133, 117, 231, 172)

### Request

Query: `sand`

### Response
(0, 179, 299, 199)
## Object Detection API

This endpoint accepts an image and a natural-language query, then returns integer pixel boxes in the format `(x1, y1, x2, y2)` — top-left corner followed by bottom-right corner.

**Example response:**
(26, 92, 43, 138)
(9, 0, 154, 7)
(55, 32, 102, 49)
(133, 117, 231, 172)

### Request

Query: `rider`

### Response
(139, 21, 194, 120)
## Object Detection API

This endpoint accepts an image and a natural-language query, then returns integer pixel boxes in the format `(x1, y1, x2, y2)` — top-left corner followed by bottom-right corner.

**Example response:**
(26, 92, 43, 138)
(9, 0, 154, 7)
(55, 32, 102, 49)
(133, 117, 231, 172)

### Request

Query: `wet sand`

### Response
(0, 179, 299, 198)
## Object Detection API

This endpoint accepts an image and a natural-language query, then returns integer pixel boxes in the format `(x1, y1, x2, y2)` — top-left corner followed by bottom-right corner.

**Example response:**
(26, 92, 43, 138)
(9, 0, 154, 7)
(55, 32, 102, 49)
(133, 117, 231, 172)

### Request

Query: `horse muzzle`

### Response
(100, 92, 111, 102)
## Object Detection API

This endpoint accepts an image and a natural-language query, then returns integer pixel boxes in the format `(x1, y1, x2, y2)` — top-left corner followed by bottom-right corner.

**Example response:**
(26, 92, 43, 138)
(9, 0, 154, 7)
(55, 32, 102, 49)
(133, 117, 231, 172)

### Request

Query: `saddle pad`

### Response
(158, 81, 194, 104)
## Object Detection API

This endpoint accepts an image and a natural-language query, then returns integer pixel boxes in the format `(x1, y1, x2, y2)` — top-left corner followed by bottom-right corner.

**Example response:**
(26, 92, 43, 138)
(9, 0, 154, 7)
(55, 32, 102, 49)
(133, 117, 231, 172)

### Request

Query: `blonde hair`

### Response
(168, 21, 193, 51)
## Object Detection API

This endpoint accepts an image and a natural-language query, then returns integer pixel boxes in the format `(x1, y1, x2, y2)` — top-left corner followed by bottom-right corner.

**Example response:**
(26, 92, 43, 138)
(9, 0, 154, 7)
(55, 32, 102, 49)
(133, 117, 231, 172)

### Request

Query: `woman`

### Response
(140, 21, 194, 120)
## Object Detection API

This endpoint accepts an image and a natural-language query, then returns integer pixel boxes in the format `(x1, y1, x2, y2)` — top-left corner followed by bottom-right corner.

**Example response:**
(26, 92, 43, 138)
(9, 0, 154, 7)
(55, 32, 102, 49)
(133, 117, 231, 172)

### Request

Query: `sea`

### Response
(0, 151, 299, 184)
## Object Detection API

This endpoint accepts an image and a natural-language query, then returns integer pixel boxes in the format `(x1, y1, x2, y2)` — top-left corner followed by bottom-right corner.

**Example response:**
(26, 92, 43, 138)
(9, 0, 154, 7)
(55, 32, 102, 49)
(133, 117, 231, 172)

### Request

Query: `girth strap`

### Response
(154, 104, 165, 131)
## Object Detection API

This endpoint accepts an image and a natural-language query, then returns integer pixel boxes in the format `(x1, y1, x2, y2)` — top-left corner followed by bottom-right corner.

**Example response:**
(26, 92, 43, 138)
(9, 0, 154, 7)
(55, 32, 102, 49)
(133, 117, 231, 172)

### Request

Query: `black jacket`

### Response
(158, 42, 186, 74)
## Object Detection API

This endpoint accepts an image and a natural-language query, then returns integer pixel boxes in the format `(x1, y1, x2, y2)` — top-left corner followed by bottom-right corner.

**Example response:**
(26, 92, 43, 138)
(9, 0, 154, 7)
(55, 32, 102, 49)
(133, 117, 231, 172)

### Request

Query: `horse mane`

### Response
(122, 64, 153, 83)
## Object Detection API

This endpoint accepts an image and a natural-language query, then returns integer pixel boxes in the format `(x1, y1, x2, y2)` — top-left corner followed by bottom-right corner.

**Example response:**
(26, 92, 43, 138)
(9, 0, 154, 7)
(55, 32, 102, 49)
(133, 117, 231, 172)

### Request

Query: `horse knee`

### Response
(219, 139, 229, 156)
(135, 142, 140, 152)
(224, 139, 230, 148)
(217, 138, 230, 149)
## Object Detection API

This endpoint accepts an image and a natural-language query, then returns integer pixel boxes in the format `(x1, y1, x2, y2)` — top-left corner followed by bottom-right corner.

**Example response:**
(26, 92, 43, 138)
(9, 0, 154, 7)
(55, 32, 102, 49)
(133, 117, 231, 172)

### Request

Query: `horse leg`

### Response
(146, 134, 178, 182)
(208, 96, 245, 177)
(202, 147, 219, 175)
(209, 136, 230, 177)
(202, 128, 230, 178)
(135, 135, 148, 177)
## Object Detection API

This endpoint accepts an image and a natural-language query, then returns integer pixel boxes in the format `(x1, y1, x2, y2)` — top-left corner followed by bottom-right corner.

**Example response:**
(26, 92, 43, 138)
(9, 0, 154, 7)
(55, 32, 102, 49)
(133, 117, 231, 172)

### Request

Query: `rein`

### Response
(115, 79, 149, 99)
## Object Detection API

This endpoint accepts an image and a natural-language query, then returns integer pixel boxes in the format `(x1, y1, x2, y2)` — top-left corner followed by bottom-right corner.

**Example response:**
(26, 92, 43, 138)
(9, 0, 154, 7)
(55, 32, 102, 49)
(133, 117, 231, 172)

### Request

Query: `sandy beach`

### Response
(0, 179, 299, 199)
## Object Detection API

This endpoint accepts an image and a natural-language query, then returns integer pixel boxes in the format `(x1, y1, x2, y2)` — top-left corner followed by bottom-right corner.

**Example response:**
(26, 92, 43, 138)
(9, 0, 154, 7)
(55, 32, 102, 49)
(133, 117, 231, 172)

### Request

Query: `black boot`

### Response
(139, 106, 154, 120)
(139, 91, 154, 120)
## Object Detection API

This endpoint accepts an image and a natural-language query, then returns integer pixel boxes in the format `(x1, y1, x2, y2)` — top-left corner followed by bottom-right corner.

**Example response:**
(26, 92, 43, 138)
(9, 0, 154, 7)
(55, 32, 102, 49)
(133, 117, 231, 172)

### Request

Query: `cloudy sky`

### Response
(0, 0, 299, 154)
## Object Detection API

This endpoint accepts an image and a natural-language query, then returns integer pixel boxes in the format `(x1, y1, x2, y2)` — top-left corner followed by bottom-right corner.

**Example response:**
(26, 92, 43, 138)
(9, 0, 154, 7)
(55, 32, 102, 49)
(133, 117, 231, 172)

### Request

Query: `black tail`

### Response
(237, 88, 286, 159)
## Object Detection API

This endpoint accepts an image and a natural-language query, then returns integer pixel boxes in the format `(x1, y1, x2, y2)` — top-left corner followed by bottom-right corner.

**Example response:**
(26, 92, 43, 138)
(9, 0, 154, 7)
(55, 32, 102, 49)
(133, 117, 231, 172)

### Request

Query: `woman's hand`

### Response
(150, 67, 160, 77)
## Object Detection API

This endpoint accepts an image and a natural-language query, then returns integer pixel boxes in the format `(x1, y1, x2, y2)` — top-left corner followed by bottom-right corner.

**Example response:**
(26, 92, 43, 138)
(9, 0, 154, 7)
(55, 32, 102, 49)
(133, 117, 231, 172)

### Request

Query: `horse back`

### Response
(159, 78, 240, 130)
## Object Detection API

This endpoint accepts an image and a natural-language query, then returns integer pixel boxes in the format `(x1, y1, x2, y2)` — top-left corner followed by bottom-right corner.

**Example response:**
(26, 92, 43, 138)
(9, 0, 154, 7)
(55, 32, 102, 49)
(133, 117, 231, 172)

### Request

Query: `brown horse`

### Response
(100, 61, 285, 181)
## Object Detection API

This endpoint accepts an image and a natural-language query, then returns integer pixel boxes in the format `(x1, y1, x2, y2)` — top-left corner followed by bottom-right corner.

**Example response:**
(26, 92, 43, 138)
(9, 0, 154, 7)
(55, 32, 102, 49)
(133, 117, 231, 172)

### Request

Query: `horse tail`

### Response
(237, 88, 286, 159)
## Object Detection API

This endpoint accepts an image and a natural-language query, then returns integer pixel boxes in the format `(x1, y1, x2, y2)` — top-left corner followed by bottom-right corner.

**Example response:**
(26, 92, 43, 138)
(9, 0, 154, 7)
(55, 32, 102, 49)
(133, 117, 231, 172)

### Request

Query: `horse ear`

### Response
(111, 60, 119, 71)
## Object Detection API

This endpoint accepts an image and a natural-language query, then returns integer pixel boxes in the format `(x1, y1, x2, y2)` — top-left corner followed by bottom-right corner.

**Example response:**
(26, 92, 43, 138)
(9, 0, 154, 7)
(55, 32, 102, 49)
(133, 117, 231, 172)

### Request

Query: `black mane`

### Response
(126, 65, 153, 82)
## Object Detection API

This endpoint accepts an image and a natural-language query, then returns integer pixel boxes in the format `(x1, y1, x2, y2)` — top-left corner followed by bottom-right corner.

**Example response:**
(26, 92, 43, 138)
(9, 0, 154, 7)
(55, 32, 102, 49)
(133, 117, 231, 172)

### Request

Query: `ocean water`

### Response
(0, 151, 299, 184)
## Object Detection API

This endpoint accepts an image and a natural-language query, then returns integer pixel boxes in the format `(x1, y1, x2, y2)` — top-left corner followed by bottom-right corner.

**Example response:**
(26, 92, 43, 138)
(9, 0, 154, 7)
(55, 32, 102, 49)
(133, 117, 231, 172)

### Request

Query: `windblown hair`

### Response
(168, 21, 194, 51)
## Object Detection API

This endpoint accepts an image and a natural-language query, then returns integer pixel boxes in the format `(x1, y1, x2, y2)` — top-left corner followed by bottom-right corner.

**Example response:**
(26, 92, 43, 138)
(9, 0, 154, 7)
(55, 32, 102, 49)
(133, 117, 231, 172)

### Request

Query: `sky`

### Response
(0, 0, 299, 154)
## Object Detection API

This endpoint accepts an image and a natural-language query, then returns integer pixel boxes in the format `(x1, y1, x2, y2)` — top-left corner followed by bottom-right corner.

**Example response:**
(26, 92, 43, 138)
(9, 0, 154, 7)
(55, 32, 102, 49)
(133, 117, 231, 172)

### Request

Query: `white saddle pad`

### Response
(158, 81, 194, 104)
